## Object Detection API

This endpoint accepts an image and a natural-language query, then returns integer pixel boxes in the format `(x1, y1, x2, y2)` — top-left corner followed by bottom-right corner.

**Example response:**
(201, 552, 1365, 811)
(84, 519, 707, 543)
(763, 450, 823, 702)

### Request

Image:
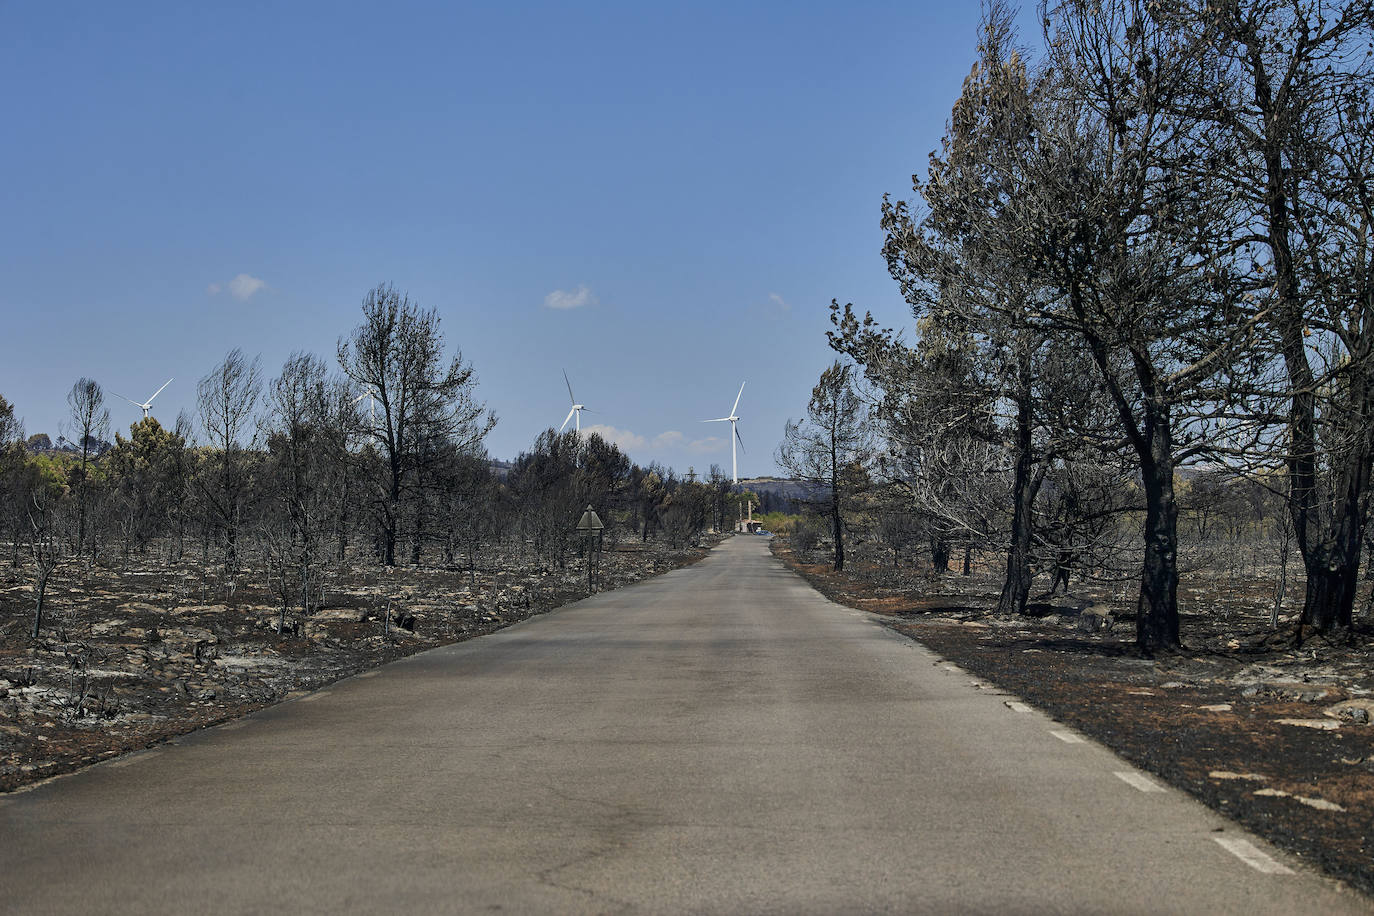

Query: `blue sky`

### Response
(1, 2, 1040, 476)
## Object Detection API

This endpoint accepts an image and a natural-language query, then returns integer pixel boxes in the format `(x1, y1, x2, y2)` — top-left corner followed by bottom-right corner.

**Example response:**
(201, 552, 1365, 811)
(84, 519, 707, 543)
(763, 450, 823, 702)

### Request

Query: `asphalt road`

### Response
(3, 536, 1369, 915)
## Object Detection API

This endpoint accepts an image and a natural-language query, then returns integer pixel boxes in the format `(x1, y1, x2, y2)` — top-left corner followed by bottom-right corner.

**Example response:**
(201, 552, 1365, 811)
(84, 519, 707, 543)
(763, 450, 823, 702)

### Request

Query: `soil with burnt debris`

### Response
(0, 538, 716, 793)
(773, 538, 1374, 900)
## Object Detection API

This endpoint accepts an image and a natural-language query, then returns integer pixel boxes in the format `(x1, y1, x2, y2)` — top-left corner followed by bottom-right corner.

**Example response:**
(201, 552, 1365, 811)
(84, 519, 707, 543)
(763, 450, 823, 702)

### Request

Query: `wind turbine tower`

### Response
(703, 381, 746, 484)
(113, 379, 173, 420)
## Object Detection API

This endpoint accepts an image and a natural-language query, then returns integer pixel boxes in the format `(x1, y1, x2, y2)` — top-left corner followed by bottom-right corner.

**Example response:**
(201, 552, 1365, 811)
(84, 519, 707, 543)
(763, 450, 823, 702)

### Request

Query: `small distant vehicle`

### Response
(755, 529, 771, 536)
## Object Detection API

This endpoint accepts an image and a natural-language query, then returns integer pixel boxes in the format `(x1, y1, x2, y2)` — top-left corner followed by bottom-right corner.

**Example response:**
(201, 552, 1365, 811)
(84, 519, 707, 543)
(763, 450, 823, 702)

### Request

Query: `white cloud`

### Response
(208, 274, 266, 301)
(688, 435, 724, 454)
(583, 424, 647, 451)
(581, 425, 689, 455)
(544, 285, 597, 310)
(228, 273, 266, 301)
(748, 291, 793, 322)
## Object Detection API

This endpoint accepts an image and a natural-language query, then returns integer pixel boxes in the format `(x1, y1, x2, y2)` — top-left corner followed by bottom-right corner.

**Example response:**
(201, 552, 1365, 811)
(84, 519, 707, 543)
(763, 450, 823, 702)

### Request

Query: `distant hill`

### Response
(739, 477, 825, 512)
(25, 433, 113, 456)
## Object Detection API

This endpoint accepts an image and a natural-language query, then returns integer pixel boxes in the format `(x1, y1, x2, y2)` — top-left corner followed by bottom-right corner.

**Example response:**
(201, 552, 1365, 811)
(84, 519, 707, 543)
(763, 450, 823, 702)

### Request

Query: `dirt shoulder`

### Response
(1, 537, 719, 794)
(772, 538, 1374, 900)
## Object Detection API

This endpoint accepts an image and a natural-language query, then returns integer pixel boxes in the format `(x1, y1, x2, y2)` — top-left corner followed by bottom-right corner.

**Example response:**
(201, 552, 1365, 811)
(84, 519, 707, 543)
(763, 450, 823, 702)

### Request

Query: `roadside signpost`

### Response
(576, 505, 604, 594)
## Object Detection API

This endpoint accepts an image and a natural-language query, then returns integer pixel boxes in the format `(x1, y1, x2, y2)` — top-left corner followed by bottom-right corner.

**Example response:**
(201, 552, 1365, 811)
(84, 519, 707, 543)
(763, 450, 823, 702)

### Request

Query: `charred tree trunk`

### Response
(76, 447, 89, 559)
(1136, 422, 1181, 654)
(1050, 562, 1071, 595)
(1302, 554, 1359, 634)
(998, 470, 1040, 612)
(1077, 305, 1181, 653)
(31, 578, 49, 638)
(999, 389, 1045, 615)
(1298, 450, 1368, 635)
(224, 514, 238, 575)
(1299, 366, 1373, 635)
(336, 470, 351, 563)
(828, 421, 846, 571)
(382, 484, 399, 567)
(410, 499, 426, 566)
(1247, 53, 1372, 637)
(830, 487, 844, 572)
(930, 537, 950, 574)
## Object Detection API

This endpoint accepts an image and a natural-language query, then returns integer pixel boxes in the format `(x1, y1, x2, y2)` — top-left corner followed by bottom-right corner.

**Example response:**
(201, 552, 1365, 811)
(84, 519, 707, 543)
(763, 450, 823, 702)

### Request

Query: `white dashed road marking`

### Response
(1115, 771, 1166, 793)
(1050, 730, 1086, 744)
(1213, 836, 1294, 875)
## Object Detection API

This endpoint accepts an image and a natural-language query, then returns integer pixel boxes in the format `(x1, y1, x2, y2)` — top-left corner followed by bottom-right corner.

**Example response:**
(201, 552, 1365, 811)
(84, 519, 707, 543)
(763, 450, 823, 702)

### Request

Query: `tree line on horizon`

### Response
(777, 0, 1374, 654)
(1, 284, 760, 639)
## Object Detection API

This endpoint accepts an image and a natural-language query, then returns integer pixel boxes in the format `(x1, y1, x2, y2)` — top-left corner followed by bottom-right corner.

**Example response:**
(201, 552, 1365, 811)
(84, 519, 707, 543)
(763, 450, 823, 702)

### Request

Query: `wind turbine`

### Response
(703, 381, 746, 484)
(560, 370, 590, 433)
(113, 379, 173, 420)
(352, 388, 377, 427)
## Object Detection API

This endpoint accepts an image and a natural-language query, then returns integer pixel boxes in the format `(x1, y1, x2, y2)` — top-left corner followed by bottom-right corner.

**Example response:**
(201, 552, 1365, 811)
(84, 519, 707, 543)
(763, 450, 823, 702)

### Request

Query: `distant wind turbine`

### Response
(560, 370, 592, 433)
(352, 388, 377, 426)
(702, 381, 746, 484)
(113, 379, 173, 420)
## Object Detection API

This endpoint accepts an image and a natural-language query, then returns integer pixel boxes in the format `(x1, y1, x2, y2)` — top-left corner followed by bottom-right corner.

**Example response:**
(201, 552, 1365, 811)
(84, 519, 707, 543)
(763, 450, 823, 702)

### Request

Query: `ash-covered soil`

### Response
(0, 538, 715, 793)
(773, 539, 1374, 900)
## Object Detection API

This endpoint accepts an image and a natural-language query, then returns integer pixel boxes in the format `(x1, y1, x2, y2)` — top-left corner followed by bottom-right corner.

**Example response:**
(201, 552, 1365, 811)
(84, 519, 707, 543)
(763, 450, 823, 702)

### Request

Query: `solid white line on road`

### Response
(940, 663, 964, 674)
(1051, 730, 1086, 744)
(297, 691, 330, 703)
(1214, 836, 1294, 875)
(1004, 701, 1032, 713)
(217, 719, 250, 731)
(1115, 771, 1166, 793)
(357, 670, 379, 679)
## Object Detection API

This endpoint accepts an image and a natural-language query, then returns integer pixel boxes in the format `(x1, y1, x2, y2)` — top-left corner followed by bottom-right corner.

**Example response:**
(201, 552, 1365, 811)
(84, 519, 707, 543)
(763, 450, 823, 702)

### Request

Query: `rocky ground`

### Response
(0, 537, 716, 793)
(772, 538, 1374, 900)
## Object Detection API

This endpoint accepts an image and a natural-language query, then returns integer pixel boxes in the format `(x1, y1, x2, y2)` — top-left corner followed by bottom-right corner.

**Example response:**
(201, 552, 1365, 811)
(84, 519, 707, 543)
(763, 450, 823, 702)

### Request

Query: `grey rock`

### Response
(1324, 699, 1374, 724)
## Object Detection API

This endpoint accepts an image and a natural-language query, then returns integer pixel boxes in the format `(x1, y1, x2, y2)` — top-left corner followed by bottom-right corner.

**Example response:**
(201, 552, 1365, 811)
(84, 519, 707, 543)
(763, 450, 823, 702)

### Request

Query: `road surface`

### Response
(3, 536, 1368, 914)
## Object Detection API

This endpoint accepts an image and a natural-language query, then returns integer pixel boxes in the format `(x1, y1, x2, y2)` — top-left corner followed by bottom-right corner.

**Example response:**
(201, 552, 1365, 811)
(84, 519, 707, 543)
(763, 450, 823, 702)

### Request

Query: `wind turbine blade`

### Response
(734, 424, 745, 454)
(702, 417, 730, 423)
(731, 381, 746, 416)
(353, 392, 369, 405)
(560, 408, 576, 432)
(563, 370, 576, 405)
(112, 393, 143, 409)
(148, 378, 173, 403)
